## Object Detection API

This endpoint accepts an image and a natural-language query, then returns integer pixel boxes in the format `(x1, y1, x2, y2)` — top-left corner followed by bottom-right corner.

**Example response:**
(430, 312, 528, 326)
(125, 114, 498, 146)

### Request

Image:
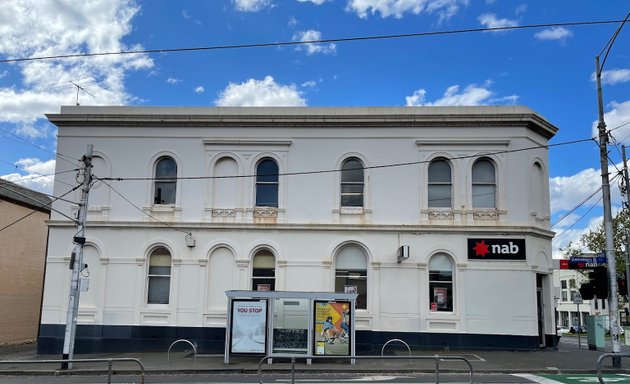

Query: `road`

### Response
(2, 372, 630, 383)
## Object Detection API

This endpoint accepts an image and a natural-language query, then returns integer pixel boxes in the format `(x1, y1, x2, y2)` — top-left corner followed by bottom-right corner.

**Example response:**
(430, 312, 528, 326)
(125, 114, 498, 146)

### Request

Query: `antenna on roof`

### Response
(69, 81, 95, 106)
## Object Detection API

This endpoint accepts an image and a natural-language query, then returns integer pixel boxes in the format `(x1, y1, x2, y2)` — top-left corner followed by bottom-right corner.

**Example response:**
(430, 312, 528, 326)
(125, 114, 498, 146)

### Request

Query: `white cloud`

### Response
(298, 0, 329, 4)
(478, 13, 518, 30)
(15, 123, 51, 140)
(592, 69, 630, 86)
(233, 0, 272, 12)
(194, 86, 205, 93)
(1, 158, 56, 195)
(302, 80, 317, 88)
(0, 0, 153, 130)
(515, 4, 527, 15)
(0, 70, 7, 79)
(293, 30, 336, 55)
(552, 216, 602, 259)
(215, 76, 307, 106)
(166, 77, 181, 84)
(346, 0, 468, 20)
(591, 100, 630, 141)
(406, 84, 499, 106)
(534, 27, 573, 41)
(549, 167, 603, 214)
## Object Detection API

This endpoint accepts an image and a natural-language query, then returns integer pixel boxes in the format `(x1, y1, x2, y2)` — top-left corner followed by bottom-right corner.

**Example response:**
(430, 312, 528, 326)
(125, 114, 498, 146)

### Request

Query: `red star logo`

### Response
(473, 240, 490, 257)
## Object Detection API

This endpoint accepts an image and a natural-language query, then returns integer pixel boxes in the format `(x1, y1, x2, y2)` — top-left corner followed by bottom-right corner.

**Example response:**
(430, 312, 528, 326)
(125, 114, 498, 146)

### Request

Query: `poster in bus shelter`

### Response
(313, 300, 351, 356)
(230, 299, 267, 354)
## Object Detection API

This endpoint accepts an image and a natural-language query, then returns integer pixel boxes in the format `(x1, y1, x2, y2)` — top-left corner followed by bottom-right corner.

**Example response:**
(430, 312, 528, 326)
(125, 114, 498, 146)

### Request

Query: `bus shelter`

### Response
(224, 290, 357, 364)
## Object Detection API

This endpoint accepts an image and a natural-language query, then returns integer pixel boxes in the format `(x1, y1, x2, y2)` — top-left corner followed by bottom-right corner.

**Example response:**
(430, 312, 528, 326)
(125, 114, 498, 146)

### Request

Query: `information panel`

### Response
(230, 299, 267, 354)
(313, 300, 351, 356)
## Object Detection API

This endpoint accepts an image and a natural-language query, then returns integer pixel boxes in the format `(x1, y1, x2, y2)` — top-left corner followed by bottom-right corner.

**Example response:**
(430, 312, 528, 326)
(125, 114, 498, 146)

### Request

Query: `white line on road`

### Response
(512, 373, 565, 384)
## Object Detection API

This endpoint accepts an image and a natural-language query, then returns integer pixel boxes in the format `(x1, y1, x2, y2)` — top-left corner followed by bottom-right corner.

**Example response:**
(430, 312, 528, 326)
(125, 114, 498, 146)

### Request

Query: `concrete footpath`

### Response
(1, 336, 630, 376)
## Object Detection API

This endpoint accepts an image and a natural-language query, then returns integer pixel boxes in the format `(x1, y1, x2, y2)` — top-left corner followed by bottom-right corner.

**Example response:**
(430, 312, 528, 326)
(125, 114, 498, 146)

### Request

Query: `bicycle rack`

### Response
(167, 339, 197, 364)
(381, 338, 412, 364)
(596, 352, 630, 384)
(257, 353, 473, 384)
(0, 358, 145, 384)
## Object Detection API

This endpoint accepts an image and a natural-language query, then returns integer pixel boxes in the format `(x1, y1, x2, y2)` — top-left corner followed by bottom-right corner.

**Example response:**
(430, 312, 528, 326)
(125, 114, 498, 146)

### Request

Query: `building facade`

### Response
(39, 106, 557, 353)
(554, 269, 610, 331)
(0, 179, 51, 346)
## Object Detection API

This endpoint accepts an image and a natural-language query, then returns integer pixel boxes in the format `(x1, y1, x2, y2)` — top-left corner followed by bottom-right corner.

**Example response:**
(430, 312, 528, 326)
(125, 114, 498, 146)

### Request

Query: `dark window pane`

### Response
(148, 276, 170, 304)
(341, 159, 364, 183)
(154, 181, 176, 204)
(256, 159, 279, 182)
(335, 269, 367, 309)
(156, 158, 177, 179)
(472, 159, 495, 183)
(428, 185, 451, 208)
(253, 268, 275, 278)
(428, 159, 451, 183)
(341, 194, 363, 207)
(429, 282, 452, 312)
(256, 184, 278, 207)
(341, 184, 364, 194)
(472, 185, 496, 208)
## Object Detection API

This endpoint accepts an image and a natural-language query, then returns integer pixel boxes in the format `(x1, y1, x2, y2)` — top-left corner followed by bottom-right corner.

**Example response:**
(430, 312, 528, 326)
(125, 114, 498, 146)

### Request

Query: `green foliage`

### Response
(560, 210, 629, 276)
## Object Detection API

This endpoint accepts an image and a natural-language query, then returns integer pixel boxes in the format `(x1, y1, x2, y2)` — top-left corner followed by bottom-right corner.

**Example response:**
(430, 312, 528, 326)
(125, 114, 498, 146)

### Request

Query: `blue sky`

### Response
(1, 0, 629, 257)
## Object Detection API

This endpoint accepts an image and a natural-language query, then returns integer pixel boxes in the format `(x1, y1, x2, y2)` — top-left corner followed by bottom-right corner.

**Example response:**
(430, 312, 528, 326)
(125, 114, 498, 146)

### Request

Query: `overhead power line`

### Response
(100, 137, 596, 182)
(0, 19, 623, 64)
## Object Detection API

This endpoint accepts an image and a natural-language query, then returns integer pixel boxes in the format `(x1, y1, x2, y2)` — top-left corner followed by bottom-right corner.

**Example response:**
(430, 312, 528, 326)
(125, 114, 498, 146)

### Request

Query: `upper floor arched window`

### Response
(472, 158, 496, 208)
(255, 158, 279, 207)
(428, 158, 452, 208)
(340, 157, 364, 208)
(154, 157, 177, 205)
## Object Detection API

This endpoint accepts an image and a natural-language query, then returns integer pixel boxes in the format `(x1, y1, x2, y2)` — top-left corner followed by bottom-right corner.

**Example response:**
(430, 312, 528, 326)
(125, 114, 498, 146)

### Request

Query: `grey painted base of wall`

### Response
(37, 324, 544, 355)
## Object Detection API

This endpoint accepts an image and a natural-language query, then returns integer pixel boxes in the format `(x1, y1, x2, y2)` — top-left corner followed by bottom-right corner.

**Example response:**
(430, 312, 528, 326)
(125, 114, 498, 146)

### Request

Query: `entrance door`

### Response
(537, 274, 546, 348)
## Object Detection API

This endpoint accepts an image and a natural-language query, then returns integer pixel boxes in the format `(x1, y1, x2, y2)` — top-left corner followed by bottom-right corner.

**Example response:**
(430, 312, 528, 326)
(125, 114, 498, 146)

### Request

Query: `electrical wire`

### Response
(97, 178, 191, 237)
(0, 19, 624, 64)
(0, 127, 78, 166)
(553, 194, 603, 240)
(101, 137, 597, 182)
(0, 159, 80, 189)
(0, 182, 81, 232)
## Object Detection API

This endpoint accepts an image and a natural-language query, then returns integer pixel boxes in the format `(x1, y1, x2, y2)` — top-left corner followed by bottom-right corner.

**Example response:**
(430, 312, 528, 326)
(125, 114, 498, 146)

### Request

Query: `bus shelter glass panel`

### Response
(314, 300, 351, 356)
(272, 298, 309, 354)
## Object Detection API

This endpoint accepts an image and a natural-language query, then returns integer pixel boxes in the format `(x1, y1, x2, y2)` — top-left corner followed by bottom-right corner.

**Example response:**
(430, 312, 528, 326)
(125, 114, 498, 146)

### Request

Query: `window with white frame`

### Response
(472, 158, 496, 208)
(252, 249, 275, 291)
(147, 247, 171, 304)
(340, 157, 364, 208)
(428, 158, 452, 208)
(429, 253, 453, 312)
(153, 157, 177, 205)
(335, 245, 367, 309)
(255, 158, 279, 207)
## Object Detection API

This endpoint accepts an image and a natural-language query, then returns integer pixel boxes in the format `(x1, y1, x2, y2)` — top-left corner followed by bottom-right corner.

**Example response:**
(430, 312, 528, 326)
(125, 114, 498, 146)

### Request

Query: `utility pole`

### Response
(622, 146, 630, 320)
(596, 56, 621, 367)
(61, 145, 93, 369)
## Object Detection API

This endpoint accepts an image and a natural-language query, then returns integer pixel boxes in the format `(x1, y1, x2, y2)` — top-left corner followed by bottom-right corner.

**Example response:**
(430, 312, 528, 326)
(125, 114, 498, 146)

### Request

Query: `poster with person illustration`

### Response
(230, 299, 267, 354)
(313, 300, 351, 356)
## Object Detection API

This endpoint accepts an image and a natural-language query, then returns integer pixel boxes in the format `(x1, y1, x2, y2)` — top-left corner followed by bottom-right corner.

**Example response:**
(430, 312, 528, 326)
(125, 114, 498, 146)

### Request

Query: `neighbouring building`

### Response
(554, 269, 610, 331)
(0, 179, 51, 346)
(39, 106, 558, 354)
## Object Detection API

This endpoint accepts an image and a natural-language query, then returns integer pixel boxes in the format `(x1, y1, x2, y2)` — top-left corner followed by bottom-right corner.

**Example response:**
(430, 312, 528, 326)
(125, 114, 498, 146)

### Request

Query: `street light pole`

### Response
(593, 12, 630, 367)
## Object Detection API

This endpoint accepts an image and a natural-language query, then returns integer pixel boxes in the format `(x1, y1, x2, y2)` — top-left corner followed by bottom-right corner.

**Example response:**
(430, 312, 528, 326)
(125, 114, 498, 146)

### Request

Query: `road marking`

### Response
(512, 373, 565, 383)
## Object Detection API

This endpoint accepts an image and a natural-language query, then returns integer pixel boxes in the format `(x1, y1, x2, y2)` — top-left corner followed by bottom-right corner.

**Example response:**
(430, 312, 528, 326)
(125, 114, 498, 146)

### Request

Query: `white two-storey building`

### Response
(39, 106, 558, 353)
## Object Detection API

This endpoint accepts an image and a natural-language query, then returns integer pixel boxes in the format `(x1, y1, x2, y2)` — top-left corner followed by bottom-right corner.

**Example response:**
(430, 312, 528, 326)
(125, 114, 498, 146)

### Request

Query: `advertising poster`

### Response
(313, 300, 351, 356)
(230, 299, 267, 354)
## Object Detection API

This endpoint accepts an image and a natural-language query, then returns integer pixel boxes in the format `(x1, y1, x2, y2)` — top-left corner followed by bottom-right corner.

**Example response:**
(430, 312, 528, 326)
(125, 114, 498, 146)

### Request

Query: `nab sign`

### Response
(467, 239, 526, 260)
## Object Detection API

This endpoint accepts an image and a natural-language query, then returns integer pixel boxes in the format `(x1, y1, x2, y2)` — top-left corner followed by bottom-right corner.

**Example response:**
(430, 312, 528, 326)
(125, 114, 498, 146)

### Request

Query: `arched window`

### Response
(154, 157, 177, 205)
(340, 158, 364, 207)
(255, 158, 279, 207)
(429, 254, 453, 312)
(530, 162, 545, 217)
(147, 247, 171, 304)
(428, 158, 452, 208)
(472, 158, 496, 208)
(252, 249, 275, 291)
(335, 245, 367, 309)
